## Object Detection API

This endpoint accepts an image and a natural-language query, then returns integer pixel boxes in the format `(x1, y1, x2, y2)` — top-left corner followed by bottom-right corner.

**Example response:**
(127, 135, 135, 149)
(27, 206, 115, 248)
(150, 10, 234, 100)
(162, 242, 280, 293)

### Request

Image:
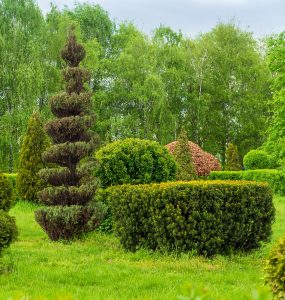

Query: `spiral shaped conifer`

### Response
(35, 29, 102, 241)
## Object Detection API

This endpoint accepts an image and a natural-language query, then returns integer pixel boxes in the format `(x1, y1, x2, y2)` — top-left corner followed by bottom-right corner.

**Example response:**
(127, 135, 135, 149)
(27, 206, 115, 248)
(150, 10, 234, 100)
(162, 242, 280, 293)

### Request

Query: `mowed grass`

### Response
(0, 197, 284, 300)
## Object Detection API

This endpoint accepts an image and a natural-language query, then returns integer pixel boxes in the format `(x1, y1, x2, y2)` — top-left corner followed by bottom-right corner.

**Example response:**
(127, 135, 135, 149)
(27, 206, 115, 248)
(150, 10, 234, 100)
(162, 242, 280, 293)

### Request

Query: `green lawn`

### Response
(0, 197, 284, 300)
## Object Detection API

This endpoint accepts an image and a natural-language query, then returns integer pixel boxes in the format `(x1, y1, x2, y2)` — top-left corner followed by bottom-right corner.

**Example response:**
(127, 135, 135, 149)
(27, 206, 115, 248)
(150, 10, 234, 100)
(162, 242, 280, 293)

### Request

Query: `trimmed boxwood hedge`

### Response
(209, 169, 285, 195)
(100, 181, 274, 256)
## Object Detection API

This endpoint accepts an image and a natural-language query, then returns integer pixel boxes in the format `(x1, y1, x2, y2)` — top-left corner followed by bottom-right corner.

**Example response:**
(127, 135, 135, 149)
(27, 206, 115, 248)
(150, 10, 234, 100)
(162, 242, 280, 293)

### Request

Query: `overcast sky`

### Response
(37, 0, 285, 38)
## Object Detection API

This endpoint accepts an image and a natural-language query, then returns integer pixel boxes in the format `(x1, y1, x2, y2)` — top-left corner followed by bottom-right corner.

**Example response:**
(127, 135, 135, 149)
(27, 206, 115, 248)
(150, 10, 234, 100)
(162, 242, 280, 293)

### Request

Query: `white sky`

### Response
(37, 0, 285, 38)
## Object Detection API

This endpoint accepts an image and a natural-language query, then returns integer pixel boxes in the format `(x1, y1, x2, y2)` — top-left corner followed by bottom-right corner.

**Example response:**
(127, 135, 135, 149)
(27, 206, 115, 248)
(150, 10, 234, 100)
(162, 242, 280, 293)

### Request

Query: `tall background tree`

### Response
(263, 32, 285, 166)
(0, 0, 46, 171)
(0, 2, 273, 171)
(187, 23, 271, 163)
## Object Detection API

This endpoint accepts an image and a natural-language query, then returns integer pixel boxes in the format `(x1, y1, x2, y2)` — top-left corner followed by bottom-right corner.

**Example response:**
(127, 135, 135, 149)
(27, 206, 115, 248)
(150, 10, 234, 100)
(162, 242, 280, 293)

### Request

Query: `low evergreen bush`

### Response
(3, 173, 17, 189)
(0, 173, 14, 211)
(0, 210, 17, 253)
(265, 237, 285, 299)
(209, 169, 285, 195)
(100, 180, 274, 256)
(243, 150, 273, 170)
(0, 174, 18, 254)
(3, 174, 18, 202)
(95, 138, 177, 187)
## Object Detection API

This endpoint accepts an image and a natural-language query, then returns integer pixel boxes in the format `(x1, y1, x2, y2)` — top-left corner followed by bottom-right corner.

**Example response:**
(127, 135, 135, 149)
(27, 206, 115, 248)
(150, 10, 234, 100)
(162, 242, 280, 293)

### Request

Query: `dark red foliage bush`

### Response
(166, 141, 221, 176)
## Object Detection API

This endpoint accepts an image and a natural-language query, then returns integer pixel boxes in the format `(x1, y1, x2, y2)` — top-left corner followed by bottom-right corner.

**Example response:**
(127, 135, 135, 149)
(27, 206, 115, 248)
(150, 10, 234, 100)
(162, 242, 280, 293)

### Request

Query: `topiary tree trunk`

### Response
(17, 112, 49, 203)
(35, 28, 103, 241)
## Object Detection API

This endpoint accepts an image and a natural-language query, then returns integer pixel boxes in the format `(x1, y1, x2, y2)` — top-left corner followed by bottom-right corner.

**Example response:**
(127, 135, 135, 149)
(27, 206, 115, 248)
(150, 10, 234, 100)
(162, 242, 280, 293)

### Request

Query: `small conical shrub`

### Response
(224, 143, 242, 171)
(173, 129, 196, 180)
(35, 28, 103, 241)
(17, 112, 49, 202)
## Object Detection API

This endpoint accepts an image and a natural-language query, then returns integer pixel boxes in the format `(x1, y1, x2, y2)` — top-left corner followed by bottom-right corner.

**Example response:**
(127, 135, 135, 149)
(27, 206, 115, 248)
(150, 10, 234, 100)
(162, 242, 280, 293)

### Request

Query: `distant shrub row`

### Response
(98, 180, 274, 256)
(209, 169, 285, 195)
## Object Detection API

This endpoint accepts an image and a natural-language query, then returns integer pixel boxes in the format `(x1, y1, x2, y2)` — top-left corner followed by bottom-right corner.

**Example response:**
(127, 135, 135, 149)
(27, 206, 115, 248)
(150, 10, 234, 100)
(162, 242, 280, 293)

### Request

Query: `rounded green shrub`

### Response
(243, 150, 273, 170)
(265, 237, 285, 299)
(95, 138, 177, 187)
(0, 173, 13, 211)
(0, 210, 18, 252)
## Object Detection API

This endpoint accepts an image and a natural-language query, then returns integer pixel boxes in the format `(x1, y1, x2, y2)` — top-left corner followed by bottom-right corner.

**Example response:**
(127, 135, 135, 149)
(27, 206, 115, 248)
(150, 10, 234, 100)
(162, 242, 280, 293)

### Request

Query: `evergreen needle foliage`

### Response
(0, 173, 18, 254)
(17, 112, 49, 203)
(173, 130, 196, 180)
(35, 28, 102, 241)
(224, 143, 242, 171)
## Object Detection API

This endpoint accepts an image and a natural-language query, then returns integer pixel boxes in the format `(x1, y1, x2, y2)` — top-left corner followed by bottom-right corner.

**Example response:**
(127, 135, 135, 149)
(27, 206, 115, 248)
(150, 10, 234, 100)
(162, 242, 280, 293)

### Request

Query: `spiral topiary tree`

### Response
(35, 28, 103, 241)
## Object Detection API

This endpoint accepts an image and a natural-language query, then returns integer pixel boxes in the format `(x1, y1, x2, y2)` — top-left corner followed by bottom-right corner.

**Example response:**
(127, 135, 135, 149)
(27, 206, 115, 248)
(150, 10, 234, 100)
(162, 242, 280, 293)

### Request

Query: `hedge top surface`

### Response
(210, 169, 280, 175)
(208, 169, 285, 195)
(106, 179, 269, 191)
